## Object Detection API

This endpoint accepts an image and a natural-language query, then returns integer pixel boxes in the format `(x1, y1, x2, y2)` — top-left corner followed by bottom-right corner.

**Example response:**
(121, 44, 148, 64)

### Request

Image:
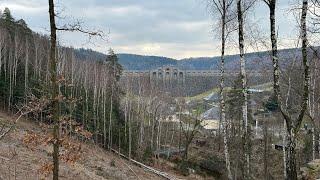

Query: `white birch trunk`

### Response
(237, 0, 250, 176)
(108, 82, 114, 150)
(283, 120, 287, 178)
(128, 99, 132, 159)
(220, 1, 232, 178)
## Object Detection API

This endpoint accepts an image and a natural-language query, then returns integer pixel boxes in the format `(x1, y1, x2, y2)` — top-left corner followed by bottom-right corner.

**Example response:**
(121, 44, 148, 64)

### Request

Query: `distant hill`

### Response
(0, 7, 312, 72)
(117, 54, 178, 70)
(75, 47, 307, 71)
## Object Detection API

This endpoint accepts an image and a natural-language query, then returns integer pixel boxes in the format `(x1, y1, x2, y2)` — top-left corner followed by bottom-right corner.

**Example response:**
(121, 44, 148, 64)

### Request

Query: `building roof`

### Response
(248, 88, 264, 93)
(201, 107, 220, 120)
(203, 92, 220, 101)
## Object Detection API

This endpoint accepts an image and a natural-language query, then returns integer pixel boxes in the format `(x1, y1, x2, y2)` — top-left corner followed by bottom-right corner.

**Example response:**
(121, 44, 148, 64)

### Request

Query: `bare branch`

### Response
(56, 20, 108, 41)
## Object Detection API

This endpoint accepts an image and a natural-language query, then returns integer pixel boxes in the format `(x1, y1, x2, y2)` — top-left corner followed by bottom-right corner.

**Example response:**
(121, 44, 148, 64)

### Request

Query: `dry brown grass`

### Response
(0, 112, 163, 180)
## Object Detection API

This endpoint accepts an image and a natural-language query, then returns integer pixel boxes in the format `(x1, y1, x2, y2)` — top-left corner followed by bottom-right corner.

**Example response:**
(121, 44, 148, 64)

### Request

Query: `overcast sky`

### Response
(0, 0, 300, 59)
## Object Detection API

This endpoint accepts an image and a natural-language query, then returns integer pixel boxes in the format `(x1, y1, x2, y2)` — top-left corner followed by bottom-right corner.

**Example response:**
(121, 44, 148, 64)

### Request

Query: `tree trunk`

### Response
(184, 140, 190, 161)
(310, 61, 317, 160)
(103, 89, 107, 148)
(178, 106, 182, 152)
(286, 130, 297, 180)
(237, 0, 250, 176)
(283, 120, 287, 178)
(128, 99, 132, 159)
(220, 1, 232, 179)
(268, 1, 280, 100)
(285, 1, 309, 179)
(313, 128, 316, 160)
(108, 82, 114, 150)
(264, 0, 309, 178)
(318, 133, 320, 158)
(24, 39, 29, 100)
(48, 0, 60, 179)
(264, 119, 268, 180)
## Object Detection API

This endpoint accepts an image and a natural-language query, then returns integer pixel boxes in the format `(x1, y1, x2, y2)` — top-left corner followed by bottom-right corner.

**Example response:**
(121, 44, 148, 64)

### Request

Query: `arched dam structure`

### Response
(121, 66, 272, 96)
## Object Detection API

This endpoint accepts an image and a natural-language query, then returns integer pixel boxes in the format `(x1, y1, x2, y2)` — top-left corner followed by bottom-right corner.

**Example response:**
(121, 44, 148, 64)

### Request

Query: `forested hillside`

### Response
(0, 17, 304, 73)
(76, 45, 313, 71)
(0, 7, 124, 160)
(1, 0, 320, 180)
(0, 8, 200, 179)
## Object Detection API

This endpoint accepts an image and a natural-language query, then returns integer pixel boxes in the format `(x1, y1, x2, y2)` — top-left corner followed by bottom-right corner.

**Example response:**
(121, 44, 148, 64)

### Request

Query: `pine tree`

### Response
(2, 8, 14, 21)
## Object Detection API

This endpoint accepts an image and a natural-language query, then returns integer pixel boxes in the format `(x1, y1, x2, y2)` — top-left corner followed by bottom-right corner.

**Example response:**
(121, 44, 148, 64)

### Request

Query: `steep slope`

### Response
(0, 112, 165, 180)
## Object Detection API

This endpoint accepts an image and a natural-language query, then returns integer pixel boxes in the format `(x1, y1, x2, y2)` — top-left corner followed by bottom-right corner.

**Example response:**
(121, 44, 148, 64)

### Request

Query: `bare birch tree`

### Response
(209, 0, 235, 178)
(262, 0, 310, 179)
(237, 0, 249, 177)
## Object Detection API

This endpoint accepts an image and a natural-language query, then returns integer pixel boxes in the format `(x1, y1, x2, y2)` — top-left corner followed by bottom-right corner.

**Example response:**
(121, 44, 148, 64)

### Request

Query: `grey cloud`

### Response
(0, 0, 298, 58)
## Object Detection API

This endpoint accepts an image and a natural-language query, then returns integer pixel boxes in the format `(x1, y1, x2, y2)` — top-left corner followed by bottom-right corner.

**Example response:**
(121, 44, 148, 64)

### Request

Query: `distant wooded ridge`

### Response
(75, 47, 310, 71)
(0, 10, 309, 72)
(0, 11, 308, 72)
